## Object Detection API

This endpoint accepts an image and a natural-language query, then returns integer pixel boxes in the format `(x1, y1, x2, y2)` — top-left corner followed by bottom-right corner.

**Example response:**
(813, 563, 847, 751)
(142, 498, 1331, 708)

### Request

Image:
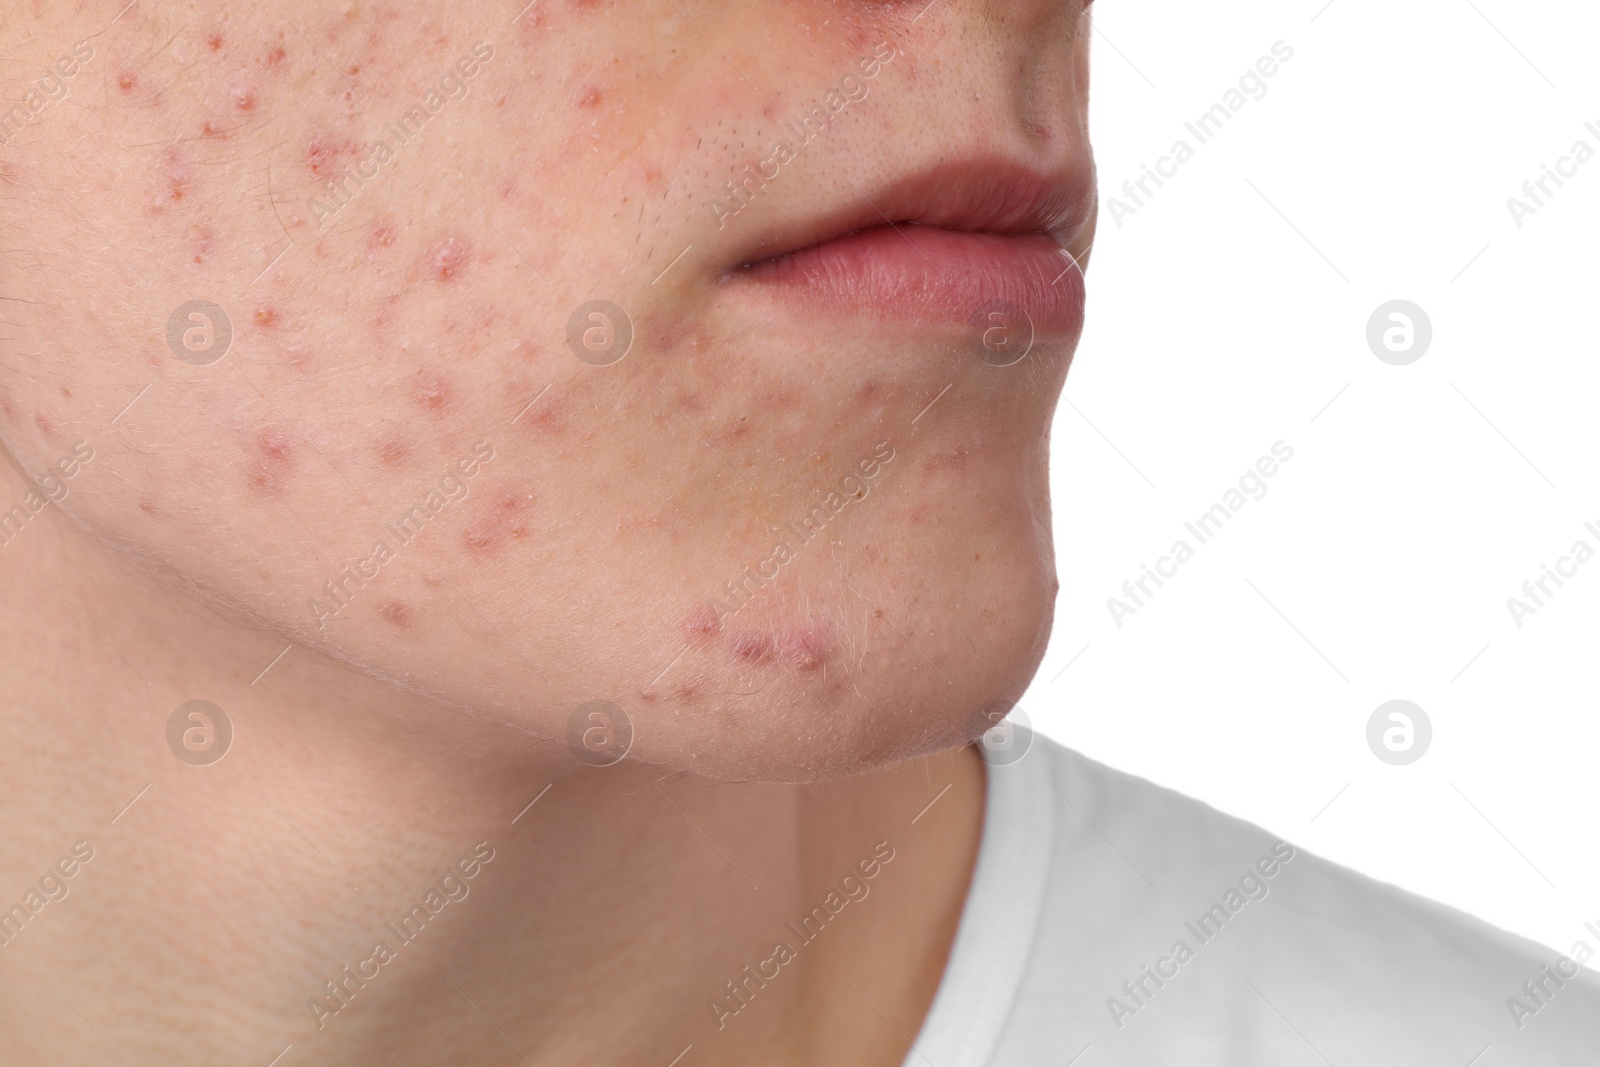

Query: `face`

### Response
(1, 0, 1096, 782)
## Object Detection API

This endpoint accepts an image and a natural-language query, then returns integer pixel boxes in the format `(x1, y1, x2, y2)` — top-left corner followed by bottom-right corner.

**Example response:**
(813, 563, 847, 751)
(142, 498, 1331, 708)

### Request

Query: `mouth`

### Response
(720, 159, 1095, 339)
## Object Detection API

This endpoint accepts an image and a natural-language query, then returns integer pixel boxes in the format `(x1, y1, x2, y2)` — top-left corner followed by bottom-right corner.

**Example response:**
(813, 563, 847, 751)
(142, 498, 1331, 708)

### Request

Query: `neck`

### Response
(0, 454, 984, 1066)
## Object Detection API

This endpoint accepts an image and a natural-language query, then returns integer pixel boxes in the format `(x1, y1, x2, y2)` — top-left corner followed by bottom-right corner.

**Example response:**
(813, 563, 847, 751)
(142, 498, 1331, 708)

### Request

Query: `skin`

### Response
(0, 1, 1094, 1063)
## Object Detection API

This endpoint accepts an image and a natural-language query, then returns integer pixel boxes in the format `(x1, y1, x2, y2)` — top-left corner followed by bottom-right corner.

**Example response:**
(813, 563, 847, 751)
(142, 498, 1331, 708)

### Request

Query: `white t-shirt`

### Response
(908, 728, 1599, 1066)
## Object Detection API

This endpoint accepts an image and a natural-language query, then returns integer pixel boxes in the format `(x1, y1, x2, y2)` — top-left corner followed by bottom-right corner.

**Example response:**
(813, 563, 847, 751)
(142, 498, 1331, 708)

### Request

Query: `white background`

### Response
(1027, 0, 1600, 957)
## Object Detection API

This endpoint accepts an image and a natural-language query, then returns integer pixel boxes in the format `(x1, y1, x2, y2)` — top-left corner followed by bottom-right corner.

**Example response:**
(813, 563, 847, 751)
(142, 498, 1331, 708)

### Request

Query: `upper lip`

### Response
(726, 156, 1096, 273)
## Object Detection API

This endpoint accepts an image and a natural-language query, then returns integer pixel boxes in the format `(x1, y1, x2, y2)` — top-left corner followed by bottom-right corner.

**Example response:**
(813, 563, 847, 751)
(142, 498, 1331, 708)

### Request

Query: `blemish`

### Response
(0, 398, 14, 420)
(254, 305, 277, 328)
(732, 631, 774, 664)
(379, 600, 412, 628)
(779, 626, 832, 671)
(413, 370, 451, 414)
(684, 605, 721, 644)
(264, 45, 287, 67)
(233, 83, 257, 111)
(246, 429, 296, 493)
(207, 32, 225, 52)
(577, 84, 603, 109)
(161, 149, 190, 203)
(117, 71, 138, 94)
(370, 221, 397, 250)
(378, 436, 410, 466)
(462, 491, 533, 554)
(305, 133, 349, 175)
(34, 411, 53, 436)
(60, 386, 72, 399)
(139, 498, 158, 515)
(429, 236, 471, 283)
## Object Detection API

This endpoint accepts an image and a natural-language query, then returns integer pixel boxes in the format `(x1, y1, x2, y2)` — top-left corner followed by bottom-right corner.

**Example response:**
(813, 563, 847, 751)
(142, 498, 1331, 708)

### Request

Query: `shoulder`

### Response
(987, 734, 1600, 1065)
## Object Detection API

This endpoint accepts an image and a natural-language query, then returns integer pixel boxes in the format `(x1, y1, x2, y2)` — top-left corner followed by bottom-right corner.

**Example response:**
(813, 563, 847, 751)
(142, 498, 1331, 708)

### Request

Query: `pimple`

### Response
(0, 398, 13, 420)
(34, 411, 53, 436)
(246, 429, 296, 493)
(263, 45, 287, 67)
(117, 71, 138, 94)
(732, 631, 774, 664)
(254, 305, 277, 328)
(462, 491, 533, 554)
(207, 31, 225, 52)
(305, 133, 349, 175)
(379, 600, 412, 628)
(377, 436, 410, 466)
(684, 605, 721, 644)
(429, 236, 471, 283)
(233, 84, 257, 111)
(413, 370, 452, 414)
(779, 625, 832, 671)
(370, 221, 397, 250)
(577, 84, 603, 109)
(161, 149, 190, 204)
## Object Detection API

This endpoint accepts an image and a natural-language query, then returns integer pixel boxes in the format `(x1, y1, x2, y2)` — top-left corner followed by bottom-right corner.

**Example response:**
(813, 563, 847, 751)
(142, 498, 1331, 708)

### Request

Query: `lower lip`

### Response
(728, 225, 1086, 338)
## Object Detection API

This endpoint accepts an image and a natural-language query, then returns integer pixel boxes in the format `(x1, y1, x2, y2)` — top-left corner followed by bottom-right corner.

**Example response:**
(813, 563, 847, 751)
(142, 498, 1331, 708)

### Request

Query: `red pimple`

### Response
(577, 84, 603, 109)
(0, 398, 14, 420)
(34, 411, 53, 436)
(684, 605, 721, 644)
(462, 492, 533, 554)
(378, 437, 410, 466)
(779, 626, 832, 671)
(207, 32, 225, 52)
(305, 134, 349, 175)
(233, 84, 257, 111)
(732, 632, 774, 664)
(247, 429, 296, 493)
(413, 370, 451, 414)
(117, 71, 138, 93)
(264, 45, 287, 67)
(379, 600, 412, 628)
(370, 221, 397, 250)
(254, 306, 277, 328)
(430, 236, 470, 283)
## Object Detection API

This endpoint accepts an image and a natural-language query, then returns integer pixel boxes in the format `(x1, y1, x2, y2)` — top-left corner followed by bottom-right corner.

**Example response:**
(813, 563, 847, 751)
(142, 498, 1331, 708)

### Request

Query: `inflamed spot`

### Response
(379, 600, 413, 628)
(413, 371, 452, 415)
(247, 430, 296, 493)
(462, 492, 533, 554)
(429, 237, 471, 283)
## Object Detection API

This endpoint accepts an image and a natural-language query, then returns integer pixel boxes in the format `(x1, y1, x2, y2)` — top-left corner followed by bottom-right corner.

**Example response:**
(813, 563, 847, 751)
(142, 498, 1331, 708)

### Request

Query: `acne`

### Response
(577, 84, 603, 109)
(159, 149, 190, 206)
(370, 221, 397, 251)
(462, 491, 533, 554)
(377, 436, 411, 466)
(379, 600, 413, 628)
(305, 133, 351, 176)
(34, 411, 54, 437)
(413, 370, 452, 415)
(207, 31, 226, 52)
(263, 45, 288, 68)
(254, 305, 278, 328)
(684, 605, 721, 644)
(117, 71, 138, 94)
(732, 632, 774, 665)
(233, 84, 258, 111)
(246, 429, 296, 493)
(429, 236, 471, 283)
(778, 626, 832, 671)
